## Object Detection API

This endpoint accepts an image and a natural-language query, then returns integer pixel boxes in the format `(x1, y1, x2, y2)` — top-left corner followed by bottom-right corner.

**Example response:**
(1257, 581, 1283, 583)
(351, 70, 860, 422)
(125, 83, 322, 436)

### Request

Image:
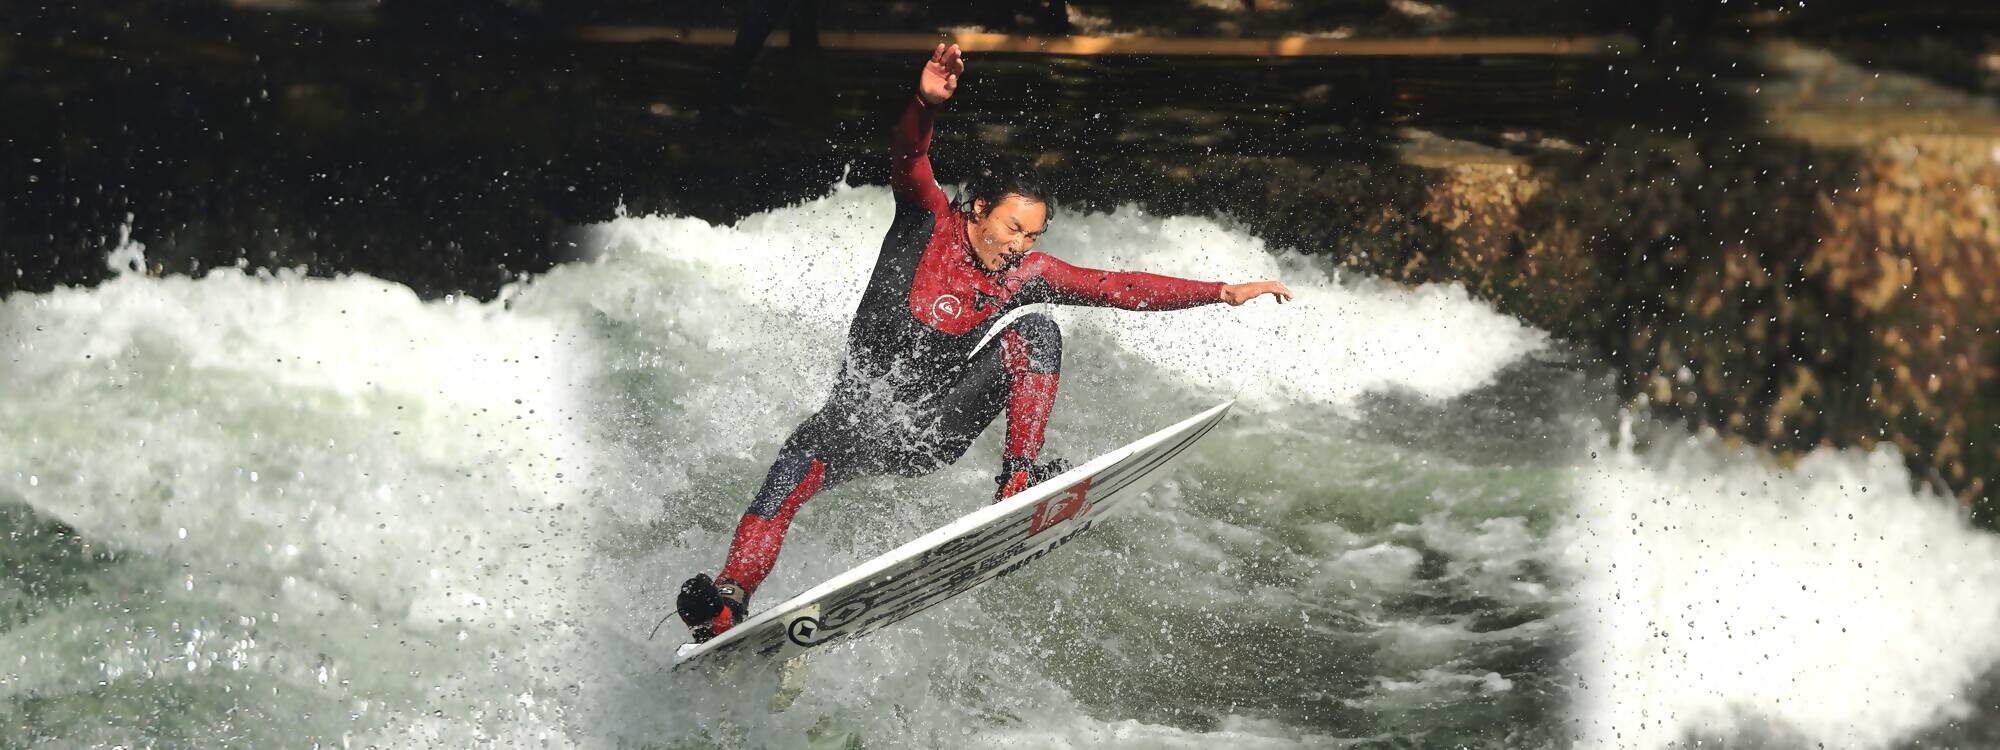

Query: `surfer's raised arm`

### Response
(890, 43, 962, 214)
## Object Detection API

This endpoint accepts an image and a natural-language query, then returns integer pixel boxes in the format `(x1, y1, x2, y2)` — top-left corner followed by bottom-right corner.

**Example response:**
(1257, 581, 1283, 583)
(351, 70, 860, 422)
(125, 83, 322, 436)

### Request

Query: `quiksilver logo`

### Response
(933, 294, 962, 319)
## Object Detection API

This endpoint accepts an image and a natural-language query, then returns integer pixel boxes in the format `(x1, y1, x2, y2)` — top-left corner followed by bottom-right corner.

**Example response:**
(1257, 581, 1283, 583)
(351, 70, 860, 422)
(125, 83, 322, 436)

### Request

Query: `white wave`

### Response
(0, 232, 599, 742)
(19, 189, 1992, 750)
(1561, 414, 2000, 748)
(970, 713, 1350, 749)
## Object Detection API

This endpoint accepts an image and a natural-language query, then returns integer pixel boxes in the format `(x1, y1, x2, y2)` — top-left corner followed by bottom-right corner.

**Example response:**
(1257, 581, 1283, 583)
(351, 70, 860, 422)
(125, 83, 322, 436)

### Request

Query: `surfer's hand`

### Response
(1220, 281, 1294, 306)
(918, 43, 964, 106)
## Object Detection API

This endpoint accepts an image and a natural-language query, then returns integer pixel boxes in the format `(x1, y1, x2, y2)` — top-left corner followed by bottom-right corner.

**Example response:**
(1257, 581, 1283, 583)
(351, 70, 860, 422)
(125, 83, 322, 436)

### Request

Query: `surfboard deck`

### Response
(671, 401, 1233, 672)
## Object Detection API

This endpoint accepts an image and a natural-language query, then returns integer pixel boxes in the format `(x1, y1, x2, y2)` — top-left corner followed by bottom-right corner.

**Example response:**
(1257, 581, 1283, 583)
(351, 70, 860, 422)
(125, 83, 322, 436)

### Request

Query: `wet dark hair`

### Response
(955, 155, 1057, 223)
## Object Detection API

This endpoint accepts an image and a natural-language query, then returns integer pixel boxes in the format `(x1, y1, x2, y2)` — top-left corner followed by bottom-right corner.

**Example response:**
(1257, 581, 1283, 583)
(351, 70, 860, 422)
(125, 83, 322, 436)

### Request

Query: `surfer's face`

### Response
(968, 195, 1048, 272)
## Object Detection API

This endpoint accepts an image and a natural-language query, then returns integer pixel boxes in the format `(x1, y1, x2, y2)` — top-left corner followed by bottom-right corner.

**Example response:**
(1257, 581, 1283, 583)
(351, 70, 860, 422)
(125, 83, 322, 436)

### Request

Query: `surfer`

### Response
(677, 43, 1294, 643)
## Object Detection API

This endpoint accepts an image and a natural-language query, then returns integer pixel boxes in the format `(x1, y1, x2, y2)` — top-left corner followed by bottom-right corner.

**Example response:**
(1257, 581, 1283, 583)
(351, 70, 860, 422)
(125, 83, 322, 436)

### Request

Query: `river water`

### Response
(4, 185, 1997, 748)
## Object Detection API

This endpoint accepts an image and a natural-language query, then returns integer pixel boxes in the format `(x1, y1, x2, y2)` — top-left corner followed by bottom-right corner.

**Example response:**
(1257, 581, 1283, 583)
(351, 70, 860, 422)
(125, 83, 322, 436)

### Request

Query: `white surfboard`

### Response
(672, 401, 1234, 672)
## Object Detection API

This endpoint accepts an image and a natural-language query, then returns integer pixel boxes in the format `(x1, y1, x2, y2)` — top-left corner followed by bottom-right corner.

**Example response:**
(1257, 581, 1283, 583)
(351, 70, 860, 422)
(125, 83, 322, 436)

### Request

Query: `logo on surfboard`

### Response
(786, 615, 824, 646)
(1029, 478, 1093, 536)
(786, 596, 873, 647)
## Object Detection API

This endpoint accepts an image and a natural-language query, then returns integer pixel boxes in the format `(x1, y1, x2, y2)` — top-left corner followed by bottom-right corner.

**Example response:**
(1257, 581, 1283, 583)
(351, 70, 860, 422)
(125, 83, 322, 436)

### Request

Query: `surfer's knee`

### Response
(1002, 312, 1062, 375)
(747, 449, 826, 519)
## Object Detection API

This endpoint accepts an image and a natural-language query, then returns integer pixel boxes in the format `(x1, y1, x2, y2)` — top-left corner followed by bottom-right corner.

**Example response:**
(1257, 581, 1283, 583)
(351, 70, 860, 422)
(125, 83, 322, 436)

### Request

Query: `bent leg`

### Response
(916, 312, 1065, 498)
(998, 312, 1064, 463)
(718, 446, 834, 597)
(710, 373, 895, 602)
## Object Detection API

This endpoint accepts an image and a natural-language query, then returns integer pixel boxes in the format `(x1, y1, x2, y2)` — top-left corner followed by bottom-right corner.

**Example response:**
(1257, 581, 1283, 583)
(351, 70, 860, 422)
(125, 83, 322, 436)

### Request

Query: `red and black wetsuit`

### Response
(714, 94, 1224, 599)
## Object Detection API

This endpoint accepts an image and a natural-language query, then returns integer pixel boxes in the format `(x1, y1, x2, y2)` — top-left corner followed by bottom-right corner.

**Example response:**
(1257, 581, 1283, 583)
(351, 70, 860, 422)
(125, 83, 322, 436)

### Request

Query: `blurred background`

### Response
(4, 2, 2000, 747)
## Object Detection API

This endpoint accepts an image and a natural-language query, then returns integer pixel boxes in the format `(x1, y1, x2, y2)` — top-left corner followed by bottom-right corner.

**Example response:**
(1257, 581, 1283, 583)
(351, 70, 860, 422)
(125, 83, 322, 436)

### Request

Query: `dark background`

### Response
(6, 0, 1991, 297)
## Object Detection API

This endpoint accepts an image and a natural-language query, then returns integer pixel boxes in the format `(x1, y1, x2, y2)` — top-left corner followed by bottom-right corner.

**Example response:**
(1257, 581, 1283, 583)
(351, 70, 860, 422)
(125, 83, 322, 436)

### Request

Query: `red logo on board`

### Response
(1029, 478, 1093, 536)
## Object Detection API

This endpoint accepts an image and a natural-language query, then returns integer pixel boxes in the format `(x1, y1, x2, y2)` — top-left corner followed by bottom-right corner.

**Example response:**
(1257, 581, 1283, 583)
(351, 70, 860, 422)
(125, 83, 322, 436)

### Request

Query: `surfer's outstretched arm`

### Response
(1218, 280, 1294, 305)
(1020, 254, 1294, 309)
(890, 44, 962, 214)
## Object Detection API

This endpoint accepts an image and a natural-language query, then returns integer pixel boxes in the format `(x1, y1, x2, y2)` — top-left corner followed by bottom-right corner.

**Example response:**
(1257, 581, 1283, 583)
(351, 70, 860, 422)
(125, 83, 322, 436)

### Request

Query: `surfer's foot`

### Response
(995, 456, 1072, 502)
(677, 574, 750, 643)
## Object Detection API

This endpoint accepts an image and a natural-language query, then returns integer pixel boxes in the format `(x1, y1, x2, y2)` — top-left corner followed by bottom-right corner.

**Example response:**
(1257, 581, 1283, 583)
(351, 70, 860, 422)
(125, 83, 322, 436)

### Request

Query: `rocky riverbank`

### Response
(1098, 42, 2000, 521)
(1423, 132, 1998, 521)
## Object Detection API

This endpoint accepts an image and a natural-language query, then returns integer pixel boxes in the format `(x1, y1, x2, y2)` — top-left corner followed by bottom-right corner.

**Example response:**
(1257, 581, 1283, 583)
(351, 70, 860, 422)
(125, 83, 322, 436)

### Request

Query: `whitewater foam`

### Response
(1561, 414, 2000, 748)
(3, 187, 1994, 748)
(2, 234, 600, 745)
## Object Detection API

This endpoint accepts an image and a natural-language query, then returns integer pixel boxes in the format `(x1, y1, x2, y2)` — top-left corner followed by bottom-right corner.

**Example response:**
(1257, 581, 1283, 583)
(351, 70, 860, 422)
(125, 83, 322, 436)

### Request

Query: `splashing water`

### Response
(2, 184, 1995, 748)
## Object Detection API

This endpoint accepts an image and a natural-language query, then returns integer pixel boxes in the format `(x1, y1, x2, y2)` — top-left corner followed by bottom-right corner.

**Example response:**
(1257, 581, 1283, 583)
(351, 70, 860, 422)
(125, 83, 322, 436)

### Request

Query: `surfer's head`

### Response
(960, 157, 1054, 273)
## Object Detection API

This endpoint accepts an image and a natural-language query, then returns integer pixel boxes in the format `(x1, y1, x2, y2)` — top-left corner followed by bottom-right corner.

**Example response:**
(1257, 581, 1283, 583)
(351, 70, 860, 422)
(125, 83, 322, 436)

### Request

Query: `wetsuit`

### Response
(714, 94, 1225, 598)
